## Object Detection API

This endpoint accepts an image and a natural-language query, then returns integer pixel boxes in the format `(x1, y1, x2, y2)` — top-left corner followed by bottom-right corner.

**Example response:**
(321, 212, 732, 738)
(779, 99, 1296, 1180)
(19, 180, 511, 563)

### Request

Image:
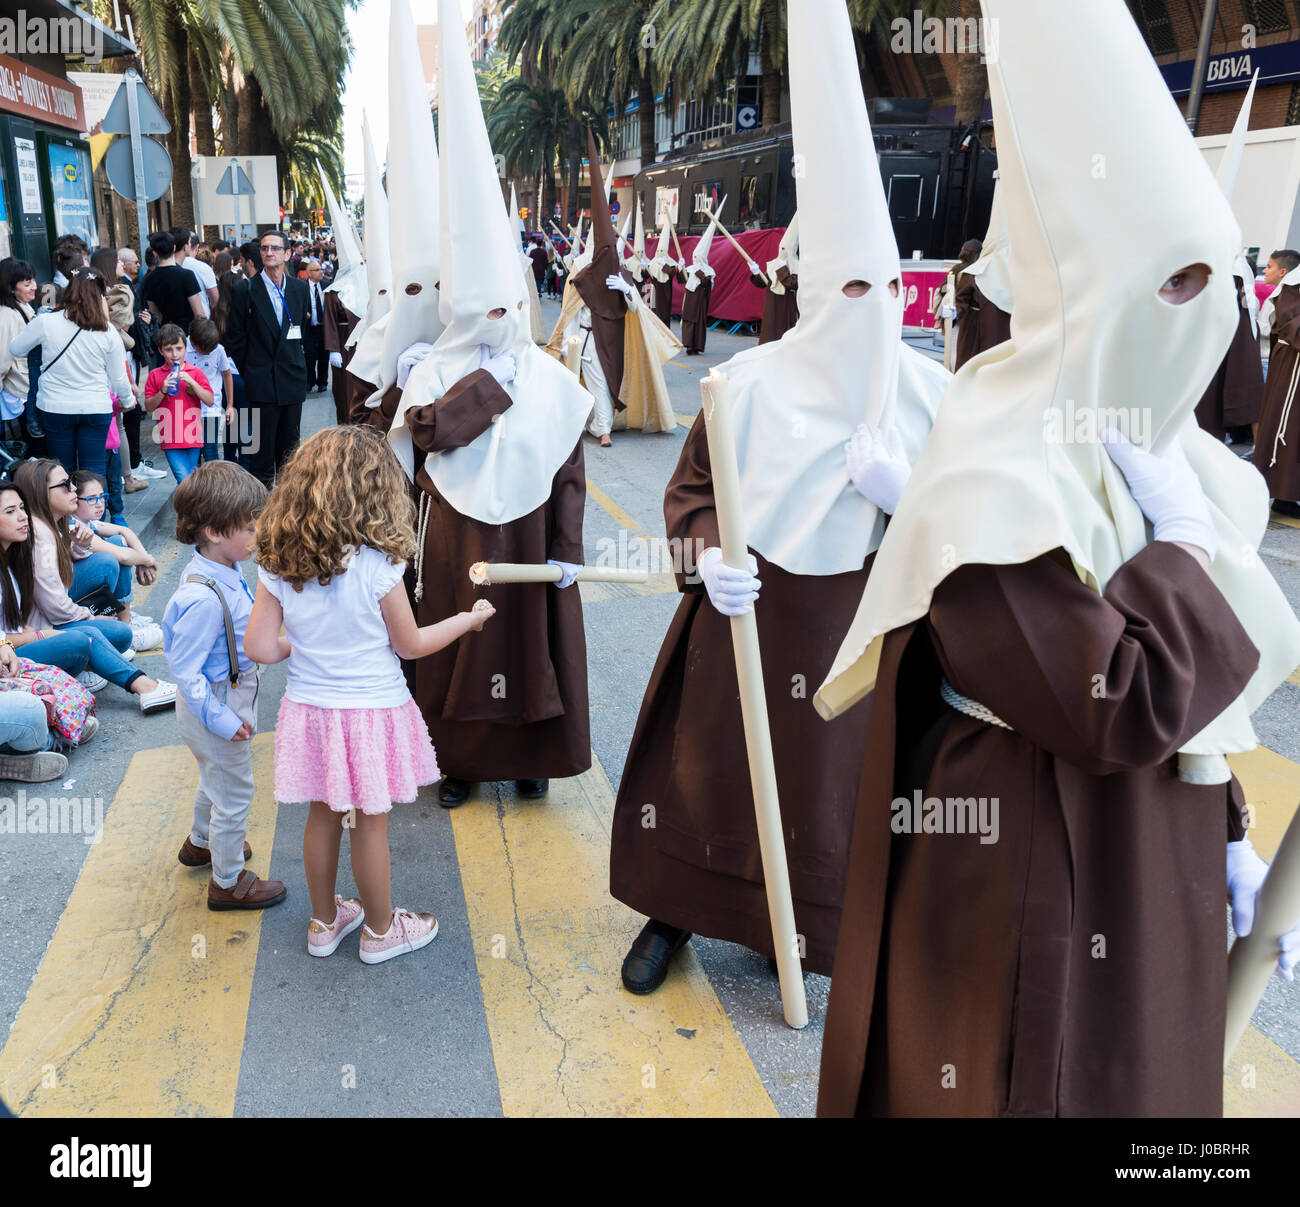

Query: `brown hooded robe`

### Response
(817, 542, 1258, 1118)
(954, 275, 1012, 370)
(322, 291, 361, 426)
(751, 267, 799, 344)
(608, 415, 872, 973)
(1195, 275, 1263, 441)
(1254, 282, 1300, 501)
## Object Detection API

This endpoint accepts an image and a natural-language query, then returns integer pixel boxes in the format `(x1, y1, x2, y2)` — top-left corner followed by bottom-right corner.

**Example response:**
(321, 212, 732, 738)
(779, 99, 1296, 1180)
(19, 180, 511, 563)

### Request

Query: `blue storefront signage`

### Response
(1161, 40, 1300, 96)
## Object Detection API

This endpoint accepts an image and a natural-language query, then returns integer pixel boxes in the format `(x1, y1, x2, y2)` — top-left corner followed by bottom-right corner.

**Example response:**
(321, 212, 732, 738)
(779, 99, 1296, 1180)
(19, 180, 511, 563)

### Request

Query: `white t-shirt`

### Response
(259, 546, 409, 709)
(187, 257, 218, 317)
(185, 338, 234, 413)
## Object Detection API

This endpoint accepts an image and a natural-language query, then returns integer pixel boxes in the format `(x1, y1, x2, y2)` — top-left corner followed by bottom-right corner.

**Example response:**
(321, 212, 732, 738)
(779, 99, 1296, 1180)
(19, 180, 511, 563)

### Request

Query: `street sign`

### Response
(216, 163, 254, 196)
(610, 198, 621, 216)
(104, 134, 172, 202)
(101, 77, 170, 136)
(735, 104, 759, 132)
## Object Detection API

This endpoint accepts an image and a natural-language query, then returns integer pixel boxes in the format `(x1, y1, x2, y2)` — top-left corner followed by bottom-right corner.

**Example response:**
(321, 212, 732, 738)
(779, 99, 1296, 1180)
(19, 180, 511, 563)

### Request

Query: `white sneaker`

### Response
(78, 715, 99, 745)
(132, 462, 167, 480)
(130, 622, 163, 651)
(138, 679, 177, 714)
(76, 670, 108, 692)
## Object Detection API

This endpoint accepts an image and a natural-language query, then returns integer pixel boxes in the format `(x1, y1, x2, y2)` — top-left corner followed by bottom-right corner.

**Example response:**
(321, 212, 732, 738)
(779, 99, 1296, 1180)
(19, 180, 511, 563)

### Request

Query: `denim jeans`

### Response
(164, 447, 201, 483)
(69, 547, 132, 608)
(0, 691, 52, 754)
(18, 629, 91, 678)
(105, 446, 126, 525)
(45, 618, 141, 691)
(200, 412, 223, 464)
(38, 410, 112, 481)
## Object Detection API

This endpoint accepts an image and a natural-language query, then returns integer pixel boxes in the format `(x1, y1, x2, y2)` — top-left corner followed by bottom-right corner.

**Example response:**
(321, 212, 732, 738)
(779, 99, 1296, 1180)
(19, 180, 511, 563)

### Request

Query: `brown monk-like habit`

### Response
(680, 278, 713, 354)
(322, 292, 361, 426)
(954, 275, 1012, 370)
(1196, 275, 1263, 441)
(404, 367, 591, 782)
(751, 267, 799, 344)
(1255, 281, 1300, 501)
(608, 415, 870, 973)
(817, 542, 1258, 1118)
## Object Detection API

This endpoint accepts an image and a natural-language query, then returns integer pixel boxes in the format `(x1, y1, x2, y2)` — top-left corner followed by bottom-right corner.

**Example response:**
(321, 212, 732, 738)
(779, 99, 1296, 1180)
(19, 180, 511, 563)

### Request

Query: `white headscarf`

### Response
(815, 0, 1300, 771)
(345, 114, 391, 362)
(317, 160, 367, 320)
(766, 211, 798, 295)
(388, 0, 590, 521)
(706, 0, 949, 578)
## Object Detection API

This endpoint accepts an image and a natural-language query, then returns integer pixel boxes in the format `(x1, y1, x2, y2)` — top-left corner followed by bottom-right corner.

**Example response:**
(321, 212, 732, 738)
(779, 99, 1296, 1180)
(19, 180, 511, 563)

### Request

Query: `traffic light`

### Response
(521, 206, 529, 222)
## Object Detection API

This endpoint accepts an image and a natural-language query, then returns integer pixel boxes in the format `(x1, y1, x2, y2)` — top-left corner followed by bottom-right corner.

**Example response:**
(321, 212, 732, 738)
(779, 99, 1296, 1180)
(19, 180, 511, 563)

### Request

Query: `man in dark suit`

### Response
(303, 259, 330, 394)
(223, 231, 309, 485)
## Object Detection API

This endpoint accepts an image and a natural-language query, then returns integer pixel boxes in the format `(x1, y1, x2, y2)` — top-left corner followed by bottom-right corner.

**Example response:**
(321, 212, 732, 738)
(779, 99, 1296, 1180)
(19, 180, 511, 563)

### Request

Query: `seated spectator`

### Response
(71, 469, 159, 632)
(0, 476, 175, 712)
(0, 661, 75, 782)
(145, 323, 211, 483)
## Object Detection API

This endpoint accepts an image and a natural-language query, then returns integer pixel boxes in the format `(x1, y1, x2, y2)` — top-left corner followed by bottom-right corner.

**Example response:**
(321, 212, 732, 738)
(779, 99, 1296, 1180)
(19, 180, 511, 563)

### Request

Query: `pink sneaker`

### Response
(307, 896, 365, 957)
(359, 907, 439, 965)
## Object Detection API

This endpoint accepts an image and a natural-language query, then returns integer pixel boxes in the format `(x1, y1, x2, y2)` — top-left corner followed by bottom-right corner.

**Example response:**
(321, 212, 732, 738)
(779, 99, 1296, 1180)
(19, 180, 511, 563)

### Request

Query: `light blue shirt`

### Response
(263, 272, 286, 326)
(162, 552, 256, 740)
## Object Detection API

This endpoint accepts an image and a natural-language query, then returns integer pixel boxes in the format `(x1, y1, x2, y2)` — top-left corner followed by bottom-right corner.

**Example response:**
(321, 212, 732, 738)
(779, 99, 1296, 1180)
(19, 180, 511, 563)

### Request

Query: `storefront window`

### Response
(46, 142, 96, 247)
(0, 158, 10, 260)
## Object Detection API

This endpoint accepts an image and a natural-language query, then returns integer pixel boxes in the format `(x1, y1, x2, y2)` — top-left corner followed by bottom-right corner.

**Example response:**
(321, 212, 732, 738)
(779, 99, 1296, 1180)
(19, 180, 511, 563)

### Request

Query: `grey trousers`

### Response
(177, 673, 261, 888)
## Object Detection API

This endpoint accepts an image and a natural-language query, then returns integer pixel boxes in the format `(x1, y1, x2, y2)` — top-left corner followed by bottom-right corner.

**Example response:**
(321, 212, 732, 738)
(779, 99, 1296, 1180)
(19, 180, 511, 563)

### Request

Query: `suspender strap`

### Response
(185, 574, 240, 685)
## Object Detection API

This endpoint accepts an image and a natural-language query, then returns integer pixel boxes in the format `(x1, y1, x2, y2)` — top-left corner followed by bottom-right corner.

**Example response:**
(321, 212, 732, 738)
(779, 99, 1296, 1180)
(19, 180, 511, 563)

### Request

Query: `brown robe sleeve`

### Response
(749, 271, 767, 290)
(548, 440, 586, 565)
(1272, 286, 1300, 347)
(928, 543, 1260, 777)
(322, 292, 356, 355)
(776, 266, 797, 294)
(953, 273, 977, 324)
(405, 368, 514, 453)
(662, 413, 721, 593)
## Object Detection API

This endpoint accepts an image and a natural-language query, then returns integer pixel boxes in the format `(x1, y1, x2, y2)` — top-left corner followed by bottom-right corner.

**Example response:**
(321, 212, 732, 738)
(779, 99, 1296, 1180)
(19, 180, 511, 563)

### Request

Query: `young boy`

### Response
(185, 317, 236, 464)
(144, 323, 212, 483)
(163, 461, 286, 911)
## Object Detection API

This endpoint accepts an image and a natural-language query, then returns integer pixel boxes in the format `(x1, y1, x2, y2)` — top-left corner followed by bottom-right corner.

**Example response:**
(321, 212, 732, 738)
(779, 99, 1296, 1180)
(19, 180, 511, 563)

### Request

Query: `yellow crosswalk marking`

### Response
(0, 739, 279, 1116)
(448, 752, 777, 1117)
(585, 478, 643, 533)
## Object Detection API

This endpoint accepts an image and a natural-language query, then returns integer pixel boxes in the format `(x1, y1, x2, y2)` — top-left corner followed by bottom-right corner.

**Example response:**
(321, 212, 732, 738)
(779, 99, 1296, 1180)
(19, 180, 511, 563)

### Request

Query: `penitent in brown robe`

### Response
(953, 275, 1012, 370)
(322, 291, 361, 426)
(817, 542, 1258, 1118)
(648, 267, 681, 328)
(608, 415, 871, 973)
(1255, 282, 1300, 501)
(751, 268, 799, 344)
(1196, 275, 1263, 442)
(679, 277, 713, 354)
(404, 367, 591, 782)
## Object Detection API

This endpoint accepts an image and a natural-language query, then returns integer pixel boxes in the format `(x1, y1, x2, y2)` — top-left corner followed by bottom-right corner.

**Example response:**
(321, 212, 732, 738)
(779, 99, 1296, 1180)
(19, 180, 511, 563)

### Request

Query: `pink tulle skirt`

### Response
(274, 697, 440, 815)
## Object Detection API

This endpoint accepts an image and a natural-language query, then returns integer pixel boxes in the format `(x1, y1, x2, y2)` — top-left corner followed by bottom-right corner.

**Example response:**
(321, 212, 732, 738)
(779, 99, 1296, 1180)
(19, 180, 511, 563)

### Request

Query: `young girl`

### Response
(71, 469, 159, 636)
(245, 425, 494, 965)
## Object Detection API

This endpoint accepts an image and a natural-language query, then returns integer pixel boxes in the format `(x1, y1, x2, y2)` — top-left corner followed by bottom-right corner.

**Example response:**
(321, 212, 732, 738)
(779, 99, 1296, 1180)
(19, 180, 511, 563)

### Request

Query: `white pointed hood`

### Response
(388, 0, 591, 518)
(510, 182, 530, 268)
(766, 210, 798, 294)
(647, 211, 674, 282)
(364, 0, 443, 406)
(346, 113, 391, 362)
(963, 173, 1013, 313)
(701, 0, 948, 577)
(317, 159, 367, 320)
(1218, 72, 1261, 337)
(685, 199, 724, 289)
(617, 210, 632, 259)
(816, 0, 1300, 770)
(628, 201, 647, 281)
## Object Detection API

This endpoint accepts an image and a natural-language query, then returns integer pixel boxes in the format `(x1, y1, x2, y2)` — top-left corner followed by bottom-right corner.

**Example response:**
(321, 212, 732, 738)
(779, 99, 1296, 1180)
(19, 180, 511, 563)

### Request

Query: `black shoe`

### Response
(516, 778, 548, 799)
(1273, 500, 1300, 518)
(438, 776, 472, 808)
(621, 920, 691, 994)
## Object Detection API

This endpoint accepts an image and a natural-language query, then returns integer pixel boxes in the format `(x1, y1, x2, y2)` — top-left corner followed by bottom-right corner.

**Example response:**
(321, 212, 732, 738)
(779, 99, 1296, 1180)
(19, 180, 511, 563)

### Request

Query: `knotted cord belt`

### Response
(1270, 338, 1300, 468)
(940, 677, 1014, 731)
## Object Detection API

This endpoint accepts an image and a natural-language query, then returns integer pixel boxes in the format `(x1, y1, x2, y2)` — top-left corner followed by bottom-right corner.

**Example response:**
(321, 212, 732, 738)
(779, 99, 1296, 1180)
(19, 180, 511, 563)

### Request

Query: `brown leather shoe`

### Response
(207, 869, 287, 911)
(179, 836, 252, 867)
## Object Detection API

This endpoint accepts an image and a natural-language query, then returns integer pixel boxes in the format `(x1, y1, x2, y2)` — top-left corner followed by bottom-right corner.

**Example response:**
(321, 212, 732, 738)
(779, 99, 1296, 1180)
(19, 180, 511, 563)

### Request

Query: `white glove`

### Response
(1227, 836, 1300, 981)
(746, 259, 761, 275)
(478, 343, 517, 387)
(697, 546, 760, 616)
(546, 558, 581, 589)
(940, 305, 958, 320)
(397, 342, 435, 389)
(606, 274, 633, 296)
(329, 351, 343, 369)
(676, 258, 686, 271)
(845, 424, 911, 515)
(1102, 428, 1216, 562)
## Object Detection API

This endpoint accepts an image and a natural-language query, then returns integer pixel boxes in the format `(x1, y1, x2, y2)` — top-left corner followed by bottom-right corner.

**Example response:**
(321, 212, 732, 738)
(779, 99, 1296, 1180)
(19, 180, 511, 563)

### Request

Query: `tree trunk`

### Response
(760, 19, 781, 128)
(953, 0, 988, 128)
(166, 58, 195, 231)
(638, 68, 656, 167)
(189, 46, 218, 241)
(565, 114, 582, 225)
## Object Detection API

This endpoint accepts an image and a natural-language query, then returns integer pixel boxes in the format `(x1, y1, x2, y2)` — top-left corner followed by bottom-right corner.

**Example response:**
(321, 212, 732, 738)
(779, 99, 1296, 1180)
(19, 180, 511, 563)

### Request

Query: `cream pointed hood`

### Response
(629, 201, 647, 281)
(363, 0, 443, 406)
(766, 211, 798, 294)
(685, 200, 724, 289)
(388, 0, 590, 519)
(317, 159, 367, 320)
(815, 0, 1300, 770)
(346, 113, 391, 362)
(701, 0, 948, 577)
(647, 211, 674, 282)
(963, 173, 1013, 313)
(1218, 71, 1261, 337)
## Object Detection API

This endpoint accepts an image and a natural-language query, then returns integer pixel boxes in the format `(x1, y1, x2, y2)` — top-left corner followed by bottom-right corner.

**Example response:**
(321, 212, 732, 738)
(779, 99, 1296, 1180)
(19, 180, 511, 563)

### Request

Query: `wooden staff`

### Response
(702, 206, 767, 285)
(698, 369, 808, 1030)
(667, 216, 684, 265)
(1225, 808, 1300, 1060)
(942, 272, 956, 372)
(469, 561, 648, 586)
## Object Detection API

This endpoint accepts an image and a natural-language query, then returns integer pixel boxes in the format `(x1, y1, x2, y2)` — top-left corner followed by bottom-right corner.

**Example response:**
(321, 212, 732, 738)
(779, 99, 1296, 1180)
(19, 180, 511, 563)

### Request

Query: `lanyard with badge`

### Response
(269, 274, 301, 342)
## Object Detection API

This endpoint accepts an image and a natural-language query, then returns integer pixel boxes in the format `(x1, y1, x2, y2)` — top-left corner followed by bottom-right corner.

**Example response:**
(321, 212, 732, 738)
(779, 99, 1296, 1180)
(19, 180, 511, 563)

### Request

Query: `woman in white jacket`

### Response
(0, 257, 37, 446)
(10, 266, 132, 481)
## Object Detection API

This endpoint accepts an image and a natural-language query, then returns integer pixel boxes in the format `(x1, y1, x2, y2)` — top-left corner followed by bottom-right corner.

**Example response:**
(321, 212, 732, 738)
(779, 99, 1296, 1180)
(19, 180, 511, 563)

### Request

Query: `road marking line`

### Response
(449, 752, 777, 1117)
(0, 738, 279, 1116)
(585, 478, 643, 533)
(1288, 667, 1300, 688)
(674, 412, 697, 430)
(1271, 511, 1300, 530)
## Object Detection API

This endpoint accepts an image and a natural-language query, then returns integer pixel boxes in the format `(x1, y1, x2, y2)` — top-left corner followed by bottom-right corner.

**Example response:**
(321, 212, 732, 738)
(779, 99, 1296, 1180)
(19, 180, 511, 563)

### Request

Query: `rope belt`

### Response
(1270, 339, 1300, 468)
(414, 491, 431, 603)
(940, 677, 1014, 731)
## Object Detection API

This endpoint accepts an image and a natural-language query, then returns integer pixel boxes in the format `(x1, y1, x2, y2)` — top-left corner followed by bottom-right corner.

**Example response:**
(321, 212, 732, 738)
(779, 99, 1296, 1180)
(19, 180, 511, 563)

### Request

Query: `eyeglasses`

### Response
(49, 478, 76, 493)
(79, 493, 107, 505)
(260, 244, 285, 254)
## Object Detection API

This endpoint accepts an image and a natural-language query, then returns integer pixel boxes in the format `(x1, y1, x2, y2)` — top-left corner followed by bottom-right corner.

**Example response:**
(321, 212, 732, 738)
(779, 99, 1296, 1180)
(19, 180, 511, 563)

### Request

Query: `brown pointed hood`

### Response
(573, 129, 632, 322)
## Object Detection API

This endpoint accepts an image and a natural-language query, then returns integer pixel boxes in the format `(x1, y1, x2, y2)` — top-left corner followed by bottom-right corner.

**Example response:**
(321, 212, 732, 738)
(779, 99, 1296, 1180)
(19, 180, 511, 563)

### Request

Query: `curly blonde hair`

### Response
(256, 425, 416, 589)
